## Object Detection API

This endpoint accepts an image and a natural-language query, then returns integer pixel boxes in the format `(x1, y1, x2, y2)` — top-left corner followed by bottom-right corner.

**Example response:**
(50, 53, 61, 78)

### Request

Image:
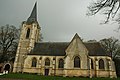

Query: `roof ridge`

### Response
(84, 42, 99, 43)
(36, 42, 69, 43)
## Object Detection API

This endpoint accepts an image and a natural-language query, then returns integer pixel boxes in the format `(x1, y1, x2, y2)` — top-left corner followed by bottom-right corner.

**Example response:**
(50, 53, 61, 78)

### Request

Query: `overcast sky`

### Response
(0, 0, 119, 42)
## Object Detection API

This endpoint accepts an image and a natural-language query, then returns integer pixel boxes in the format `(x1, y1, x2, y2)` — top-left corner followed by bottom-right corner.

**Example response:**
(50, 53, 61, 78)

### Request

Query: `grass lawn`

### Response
(0, 73, 119, 80)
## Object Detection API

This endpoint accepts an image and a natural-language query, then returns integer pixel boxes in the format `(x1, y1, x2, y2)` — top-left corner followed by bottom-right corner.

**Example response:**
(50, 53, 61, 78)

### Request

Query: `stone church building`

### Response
(13, 3, 117, 78)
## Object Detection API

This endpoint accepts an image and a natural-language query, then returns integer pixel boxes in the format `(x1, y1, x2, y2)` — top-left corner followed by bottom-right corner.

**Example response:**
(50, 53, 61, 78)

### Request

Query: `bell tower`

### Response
(13, 2, 41, 72)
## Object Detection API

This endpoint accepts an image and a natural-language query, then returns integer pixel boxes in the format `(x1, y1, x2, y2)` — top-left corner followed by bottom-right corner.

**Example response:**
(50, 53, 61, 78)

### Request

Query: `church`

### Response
(13, 2, 117, 78)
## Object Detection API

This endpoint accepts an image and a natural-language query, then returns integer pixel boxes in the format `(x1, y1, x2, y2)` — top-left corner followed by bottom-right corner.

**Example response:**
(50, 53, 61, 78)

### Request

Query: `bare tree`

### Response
(0, 24, 19, 63)
(99, 37, 120, 59)
(87, 0, 120, 23)
(87, 39, 97, 42)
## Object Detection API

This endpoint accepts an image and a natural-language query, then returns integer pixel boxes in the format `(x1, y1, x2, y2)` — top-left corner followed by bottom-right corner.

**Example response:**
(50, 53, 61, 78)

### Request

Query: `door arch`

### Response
(45, 69, 49, 76)
(3, 63, 11, 72)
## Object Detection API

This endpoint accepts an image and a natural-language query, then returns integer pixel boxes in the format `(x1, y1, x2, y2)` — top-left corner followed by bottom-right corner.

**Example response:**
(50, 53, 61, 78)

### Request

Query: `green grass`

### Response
(0, 73, 119, 80)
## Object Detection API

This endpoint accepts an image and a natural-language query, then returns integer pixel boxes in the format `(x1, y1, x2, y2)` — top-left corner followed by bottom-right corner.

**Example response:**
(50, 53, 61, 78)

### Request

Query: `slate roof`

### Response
(84, 42, 107, 56)
(27, 2, 37, 24)
(29, 42, 69, 56)
(28, 42, 107, 56)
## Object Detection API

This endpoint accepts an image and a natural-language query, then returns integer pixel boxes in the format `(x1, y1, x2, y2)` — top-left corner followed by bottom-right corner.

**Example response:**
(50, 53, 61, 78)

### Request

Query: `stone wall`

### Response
(22, 55, 117, 78)
(64, 69, 89, 77)
(23, 55, 65, 75)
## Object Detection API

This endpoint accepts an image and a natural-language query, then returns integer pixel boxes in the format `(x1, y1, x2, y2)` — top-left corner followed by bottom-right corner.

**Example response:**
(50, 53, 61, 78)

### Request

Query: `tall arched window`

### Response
(26, 28, 30, 39)
(31, 57, 37, 67)
(91, 59, 94, 69)
(107, 59, 110, 70)
(99, 59, 105, 69)
(74, 56, 80, 68)
(45, 58, 50, 66)
(58, 59, 64, 68)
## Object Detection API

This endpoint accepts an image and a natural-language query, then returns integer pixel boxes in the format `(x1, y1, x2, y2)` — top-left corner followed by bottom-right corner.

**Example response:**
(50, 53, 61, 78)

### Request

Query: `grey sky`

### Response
(0, 0, 119, 42)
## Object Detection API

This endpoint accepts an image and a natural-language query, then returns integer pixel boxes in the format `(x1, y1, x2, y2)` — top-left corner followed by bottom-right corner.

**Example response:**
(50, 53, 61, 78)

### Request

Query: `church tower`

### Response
(13, 2, 41, 72)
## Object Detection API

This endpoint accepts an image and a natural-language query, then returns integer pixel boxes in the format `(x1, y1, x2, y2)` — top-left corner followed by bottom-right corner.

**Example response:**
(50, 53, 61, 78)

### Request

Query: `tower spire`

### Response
(27, 2, 37, 23)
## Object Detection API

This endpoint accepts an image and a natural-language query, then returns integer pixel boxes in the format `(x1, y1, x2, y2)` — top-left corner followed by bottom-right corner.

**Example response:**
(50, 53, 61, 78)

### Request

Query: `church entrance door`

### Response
(45, 69, 49, 76)
(3, 64, 11, 74)
(4, 64, 10, 71)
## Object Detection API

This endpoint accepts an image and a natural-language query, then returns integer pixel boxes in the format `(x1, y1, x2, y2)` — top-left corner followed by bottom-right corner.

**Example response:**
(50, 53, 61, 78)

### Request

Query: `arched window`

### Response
(31, 57, 37, 67)
(58, 59, 64, 68)
(107, 59, 110, 70)
(91, 59, 94, 69)
(74, 56, 80, 68)
(45, 58, 50, 66)
(99, 59, 105, 69)
(26, 28, 30, 39)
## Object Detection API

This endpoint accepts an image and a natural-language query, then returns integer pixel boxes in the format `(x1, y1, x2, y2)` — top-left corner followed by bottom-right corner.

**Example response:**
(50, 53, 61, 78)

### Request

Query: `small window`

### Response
(31, 57, 37, 67)
(58, 59, 64, 68)
(45, 58, 50, 66)
(74, 56, 80, 68)
(91, 59, 94, 69)
(99, 59, 105, 69)
(26, 28, 30, 39)
(39, 57, 42, 60)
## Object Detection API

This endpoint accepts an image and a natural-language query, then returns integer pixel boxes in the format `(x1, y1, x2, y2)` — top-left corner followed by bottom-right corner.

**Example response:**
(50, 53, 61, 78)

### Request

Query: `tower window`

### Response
(26, 28, 30, 39)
